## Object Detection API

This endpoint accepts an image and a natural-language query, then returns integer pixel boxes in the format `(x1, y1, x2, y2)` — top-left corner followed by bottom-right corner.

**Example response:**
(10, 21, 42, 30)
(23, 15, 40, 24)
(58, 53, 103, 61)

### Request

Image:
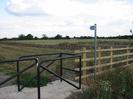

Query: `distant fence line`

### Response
(74, 46, 133, 82)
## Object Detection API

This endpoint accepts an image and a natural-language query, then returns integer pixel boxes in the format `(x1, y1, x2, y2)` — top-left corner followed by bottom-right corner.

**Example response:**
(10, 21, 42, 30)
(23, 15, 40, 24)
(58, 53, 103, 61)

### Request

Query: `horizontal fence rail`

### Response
(75, 46, 133, 81)
(75, 47, 133, 53)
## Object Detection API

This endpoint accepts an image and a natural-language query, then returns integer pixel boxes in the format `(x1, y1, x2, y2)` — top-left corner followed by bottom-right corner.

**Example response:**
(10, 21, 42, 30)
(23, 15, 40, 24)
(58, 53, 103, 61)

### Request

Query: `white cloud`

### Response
(1, 0, 133, 38)
(7, 0, 133, 17)
(7, 0, 46, 16)
(7, 0, 87, 16)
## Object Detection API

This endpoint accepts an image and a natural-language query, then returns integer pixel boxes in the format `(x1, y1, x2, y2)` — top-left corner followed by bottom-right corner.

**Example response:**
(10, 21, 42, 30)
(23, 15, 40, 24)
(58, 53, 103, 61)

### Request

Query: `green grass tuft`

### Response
(67, 67, 133, 99)
(19, 73, 49, 87)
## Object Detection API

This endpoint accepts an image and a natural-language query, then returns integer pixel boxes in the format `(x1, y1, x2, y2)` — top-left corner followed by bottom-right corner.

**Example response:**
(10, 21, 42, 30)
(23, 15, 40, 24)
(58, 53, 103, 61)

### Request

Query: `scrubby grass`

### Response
(0, 39, 133, 88)
(0, 43, 70, 75)
(0, 43, 66, 60)
(2, 39, 133, 46)
(67, 66, 133, 99)
(19, 73, 49, 87)
(1, 39, 93, 45)
(0, 43, 77, 87)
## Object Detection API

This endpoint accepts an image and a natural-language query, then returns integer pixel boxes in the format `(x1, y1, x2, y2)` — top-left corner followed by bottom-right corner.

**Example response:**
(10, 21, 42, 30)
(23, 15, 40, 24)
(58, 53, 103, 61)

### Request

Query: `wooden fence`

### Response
(75, 46, 133, 81)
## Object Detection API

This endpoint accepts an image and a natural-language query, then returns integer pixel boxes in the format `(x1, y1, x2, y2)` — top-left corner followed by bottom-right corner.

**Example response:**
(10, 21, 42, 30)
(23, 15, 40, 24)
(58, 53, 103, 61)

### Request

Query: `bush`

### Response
(67, 67, 133, 99)
(67, 80, 112, 99)
(19, 73, 49, 87)
(102, 68, 133, 99)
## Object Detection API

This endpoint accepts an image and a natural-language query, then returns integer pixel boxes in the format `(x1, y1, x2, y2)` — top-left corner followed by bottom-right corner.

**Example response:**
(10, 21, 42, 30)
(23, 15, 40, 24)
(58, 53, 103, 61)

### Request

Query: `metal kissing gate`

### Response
(0, 53, 82, 99)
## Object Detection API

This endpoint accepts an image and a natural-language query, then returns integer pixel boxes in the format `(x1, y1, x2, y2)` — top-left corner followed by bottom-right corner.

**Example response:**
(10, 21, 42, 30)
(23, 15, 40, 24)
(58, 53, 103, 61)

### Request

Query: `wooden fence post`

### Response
(110, 47, 113, 69)
(82, 47, 87, 82)
(98, 47, 101, 72)
(127, 46, 129, 65)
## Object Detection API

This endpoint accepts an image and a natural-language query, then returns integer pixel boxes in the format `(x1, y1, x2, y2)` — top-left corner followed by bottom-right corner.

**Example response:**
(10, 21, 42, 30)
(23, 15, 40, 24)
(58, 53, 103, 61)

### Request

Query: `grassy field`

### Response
(0, 39, 133, 87)
(0, 43, 68, 60)
(0, 42, 78, 87)
(0, 43, 71, 74)
(2, 39, 133, 46)
(0, 39, 133, 74)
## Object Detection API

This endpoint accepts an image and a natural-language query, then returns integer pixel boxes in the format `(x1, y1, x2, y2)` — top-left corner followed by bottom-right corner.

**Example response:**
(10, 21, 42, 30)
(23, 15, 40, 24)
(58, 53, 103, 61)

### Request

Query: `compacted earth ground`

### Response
(0, 80, 81, 99)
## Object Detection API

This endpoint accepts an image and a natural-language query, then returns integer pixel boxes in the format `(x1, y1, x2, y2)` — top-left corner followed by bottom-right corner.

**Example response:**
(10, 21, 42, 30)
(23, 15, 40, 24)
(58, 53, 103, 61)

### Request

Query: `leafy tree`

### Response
(34, 36, 39, 40)
(25, 34, 34, 40)
(65, 36, 70, 39)
(18, 34, 25, 40)
(54, 34, 62, 39)
(42, 34, 48, 39)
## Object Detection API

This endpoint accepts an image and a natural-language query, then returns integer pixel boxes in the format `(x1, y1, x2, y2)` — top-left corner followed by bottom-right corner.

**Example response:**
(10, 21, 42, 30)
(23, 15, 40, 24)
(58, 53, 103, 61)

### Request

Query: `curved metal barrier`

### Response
(0, 53, 82, 99)
(0, 58, 38, 88)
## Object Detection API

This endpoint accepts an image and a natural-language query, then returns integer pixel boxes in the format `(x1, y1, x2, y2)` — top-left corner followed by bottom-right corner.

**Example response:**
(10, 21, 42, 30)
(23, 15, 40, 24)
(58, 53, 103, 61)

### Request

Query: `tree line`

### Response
(0, 34, 133, 40)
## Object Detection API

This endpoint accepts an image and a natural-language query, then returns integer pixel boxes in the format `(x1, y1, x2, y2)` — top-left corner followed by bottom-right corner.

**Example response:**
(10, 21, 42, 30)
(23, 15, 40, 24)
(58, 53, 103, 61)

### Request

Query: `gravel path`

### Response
(0, 80, 80, 99)
(0, 75, 11, 87)
(0, 75, 10, 83)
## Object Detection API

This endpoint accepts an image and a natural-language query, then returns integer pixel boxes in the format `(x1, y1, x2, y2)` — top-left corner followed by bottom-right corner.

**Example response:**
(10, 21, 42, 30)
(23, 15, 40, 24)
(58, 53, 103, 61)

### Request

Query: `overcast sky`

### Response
(0, 0, 133, 38)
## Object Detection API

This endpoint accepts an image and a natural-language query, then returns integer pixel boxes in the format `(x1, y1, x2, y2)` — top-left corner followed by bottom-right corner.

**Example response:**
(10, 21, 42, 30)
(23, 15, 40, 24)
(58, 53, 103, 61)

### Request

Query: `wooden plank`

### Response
(75, 49, 109, 53)
(75, 69, 109, 80)
(75, 52, 133, 62)
(75, 63, 133, 80)
(75, 56, 111, 62)
(75, 47, 133, 54)
(75, 58, 133, 71)
(113, 53, 133, 58)
(98, 47, 101, 72)
(74, 50, 89, 53)
(127, 46, 129, 65)
(82, 47, 87, 82)
(75, 63, 112, 71)
(113, 47, 133, 51)
(75, 46, 133, 80)
(110, 47, 113, 69)
(100, 47, 133, 51)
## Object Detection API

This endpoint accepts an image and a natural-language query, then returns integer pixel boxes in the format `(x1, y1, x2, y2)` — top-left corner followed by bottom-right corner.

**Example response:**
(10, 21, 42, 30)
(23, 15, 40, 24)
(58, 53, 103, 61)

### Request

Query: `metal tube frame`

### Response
(60, 53, 63, 82)
(0, 53, 82, 99)
(0, 58, 38, 87)
(16, 60, 20, 91)
(38, 55, 82, 89)
(36, 59, 40, 99)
